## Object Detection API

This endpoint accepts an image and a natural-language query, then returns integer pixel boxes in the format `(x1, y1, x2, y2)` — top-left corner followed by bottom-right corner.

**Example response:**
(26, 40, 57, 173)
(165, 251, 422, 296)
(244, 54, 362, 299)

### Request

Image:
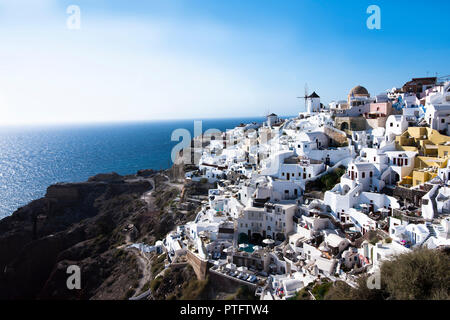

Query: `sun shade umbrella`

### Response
(263, 238, 275, 245)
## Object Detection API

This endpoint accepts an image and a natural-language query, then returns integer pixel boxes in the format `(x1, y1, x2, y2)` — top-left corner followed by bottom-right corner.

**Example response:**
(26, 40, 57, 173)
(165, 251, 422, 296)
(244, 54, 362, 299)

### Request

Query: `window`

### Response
(362, 172, 366, 178)
(442, 119, 446, 124)
(405, 159, 408, 166)
(390, 122, 393, 127)
(282, 172, 285, 176)
(370, 171, 373, 178)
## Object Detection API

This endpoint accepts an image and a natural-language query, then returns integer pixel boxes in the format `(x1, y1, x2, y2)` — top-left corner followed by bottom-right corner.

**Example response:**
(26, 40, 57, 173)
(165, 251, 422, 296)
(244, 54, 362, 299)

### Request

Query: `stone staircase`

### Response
(422, 222, 437, 246)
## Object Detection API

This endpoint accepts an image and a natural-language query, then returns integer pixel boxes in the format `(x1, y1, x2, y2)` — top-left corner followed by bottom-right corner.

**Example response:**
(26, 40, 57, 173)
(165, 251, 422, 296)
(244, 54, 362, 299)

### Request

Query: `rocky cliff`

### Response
(0, 171, 155, 299)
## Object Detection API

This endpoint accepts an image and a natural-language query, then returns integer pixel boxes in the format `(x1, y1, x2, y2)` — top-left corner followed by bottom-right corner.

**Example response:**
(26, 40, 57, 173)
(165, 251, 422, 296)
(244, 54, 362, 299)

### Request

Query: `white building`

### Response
(237, 201, 298, 241)
(390, 223, 430, 247)
(267, 113, 280, 127)
(372, 242, 410, 270)
(385, 115, 409, 141)
(306, 92, 321, 114)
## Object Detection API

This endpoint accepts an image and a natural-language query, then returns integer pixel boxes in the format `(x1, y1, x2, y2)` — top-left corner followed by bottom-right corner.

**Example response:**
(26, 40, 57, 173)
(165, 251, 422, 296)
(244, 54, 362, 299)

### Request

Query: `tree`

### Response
(381, 248, 450, 300)
(325, 249, 450, 300)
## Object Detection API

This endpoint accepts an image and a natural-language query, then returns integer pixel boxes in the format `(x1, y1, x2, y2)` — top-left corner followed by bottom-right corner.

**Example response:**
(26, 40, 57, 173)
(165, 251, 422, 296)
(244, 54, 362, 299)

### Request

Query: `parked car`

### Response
(248, 275, 257, 283)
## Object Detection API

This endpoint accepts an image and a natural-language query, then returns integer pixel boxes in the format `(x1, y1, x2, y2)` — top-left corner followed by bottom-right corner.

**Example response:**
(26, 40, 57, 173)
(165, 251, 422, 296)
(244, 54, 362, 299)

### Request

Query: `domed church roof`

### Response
(349, 85, 369, 96)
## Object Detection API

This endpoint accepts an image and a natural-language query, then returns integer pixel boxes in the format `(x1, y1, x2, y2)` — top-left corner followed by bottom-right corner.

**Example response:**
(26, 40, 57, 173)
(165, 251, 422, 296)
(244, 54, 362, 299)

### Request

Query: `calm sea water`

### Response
(0, 117, 267, 219)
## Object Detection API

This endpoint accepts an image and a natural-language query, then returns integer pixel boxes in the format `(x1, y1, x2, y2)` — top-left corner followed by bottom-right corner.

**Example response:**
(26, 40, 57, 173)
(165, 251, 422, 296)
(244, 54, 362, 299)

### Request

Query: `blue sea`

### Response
(0, 117, 267, 219)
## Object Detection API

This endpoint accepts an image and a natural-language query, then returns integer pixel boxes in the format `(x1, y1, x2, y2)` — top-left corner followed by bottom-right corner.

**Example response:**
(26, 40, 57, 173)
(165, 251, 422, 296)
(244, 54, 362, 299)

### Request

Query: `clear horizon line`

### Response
(0, 114, 298, 128)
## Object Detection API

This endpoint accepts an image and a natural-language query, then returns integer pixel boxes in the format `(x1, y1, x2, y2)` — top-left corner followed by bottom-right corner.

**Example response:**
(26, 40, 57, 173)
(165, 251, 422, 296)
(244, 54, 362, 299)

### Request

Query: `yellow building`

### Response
(396, 127, 450, 186)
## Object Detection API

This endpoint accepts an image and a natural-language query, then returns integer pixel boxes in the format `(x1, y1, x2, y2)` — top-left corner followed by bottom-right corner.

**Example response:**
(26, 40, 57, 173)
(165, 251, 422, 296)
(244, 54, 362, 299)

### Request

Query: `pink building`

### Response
(365, 102, 392, 119)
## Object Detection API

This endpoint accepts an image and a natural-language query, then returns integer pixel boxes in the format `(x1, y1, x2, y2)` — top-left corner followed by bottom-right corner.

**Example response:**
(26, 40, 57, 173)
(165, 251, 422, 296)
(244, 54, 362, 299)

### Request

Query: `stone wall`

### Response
(392, 185, 430, 206)
(208, 269, 257, 292)
(366, 117, 387, 130)
(334, 116, 367, 132)
(324, 126, 347, 146)
(186, 250, 209, 280)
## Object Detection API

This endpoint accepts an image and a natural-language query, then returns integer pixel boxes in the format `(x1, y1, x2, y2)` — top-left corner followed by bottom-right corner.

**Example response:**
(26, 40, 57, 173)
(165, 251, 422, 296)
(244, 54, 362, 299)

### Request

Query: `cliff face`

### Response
(0, 172, 151, 299)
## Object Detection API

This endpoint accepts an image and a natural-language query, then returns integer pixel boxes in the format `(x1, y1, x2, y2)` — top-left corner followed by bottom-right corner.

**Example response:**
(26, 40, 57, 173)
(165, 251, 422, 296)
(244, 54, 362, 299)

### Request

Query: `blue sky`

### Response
(0, 0, 448, 125)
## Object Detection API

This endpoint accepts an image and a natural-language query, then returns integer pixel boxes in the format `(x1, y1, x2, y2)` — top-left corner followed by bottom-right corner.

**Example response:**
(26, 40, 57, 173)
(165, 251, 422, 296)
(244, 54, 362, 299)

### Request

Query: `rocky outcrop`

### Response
(0, 172, 151, 300)
(0, 163, 209, 300)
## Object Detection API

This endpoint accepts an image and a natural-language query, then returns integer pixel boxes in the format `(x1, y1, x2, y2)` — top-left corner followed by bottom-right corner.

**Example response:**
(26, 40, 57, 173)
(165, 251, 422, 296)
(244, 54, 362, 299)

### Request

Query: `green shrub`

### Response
(311, 281, 333, 300)
(381, 249, 450, 299)
(180, 277, 209, 300)
(325, 249, 450, 300)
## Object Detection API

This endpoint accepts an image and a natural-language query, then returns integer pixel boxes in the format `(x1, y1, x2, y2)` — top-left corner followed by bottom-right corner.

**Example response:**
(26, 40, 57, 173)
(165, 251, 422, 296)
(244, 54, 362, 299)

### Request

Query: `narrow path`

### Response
(162, 174, 184, 191)
(132, 249, 153, 296)
(140, 177, 155, 207)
